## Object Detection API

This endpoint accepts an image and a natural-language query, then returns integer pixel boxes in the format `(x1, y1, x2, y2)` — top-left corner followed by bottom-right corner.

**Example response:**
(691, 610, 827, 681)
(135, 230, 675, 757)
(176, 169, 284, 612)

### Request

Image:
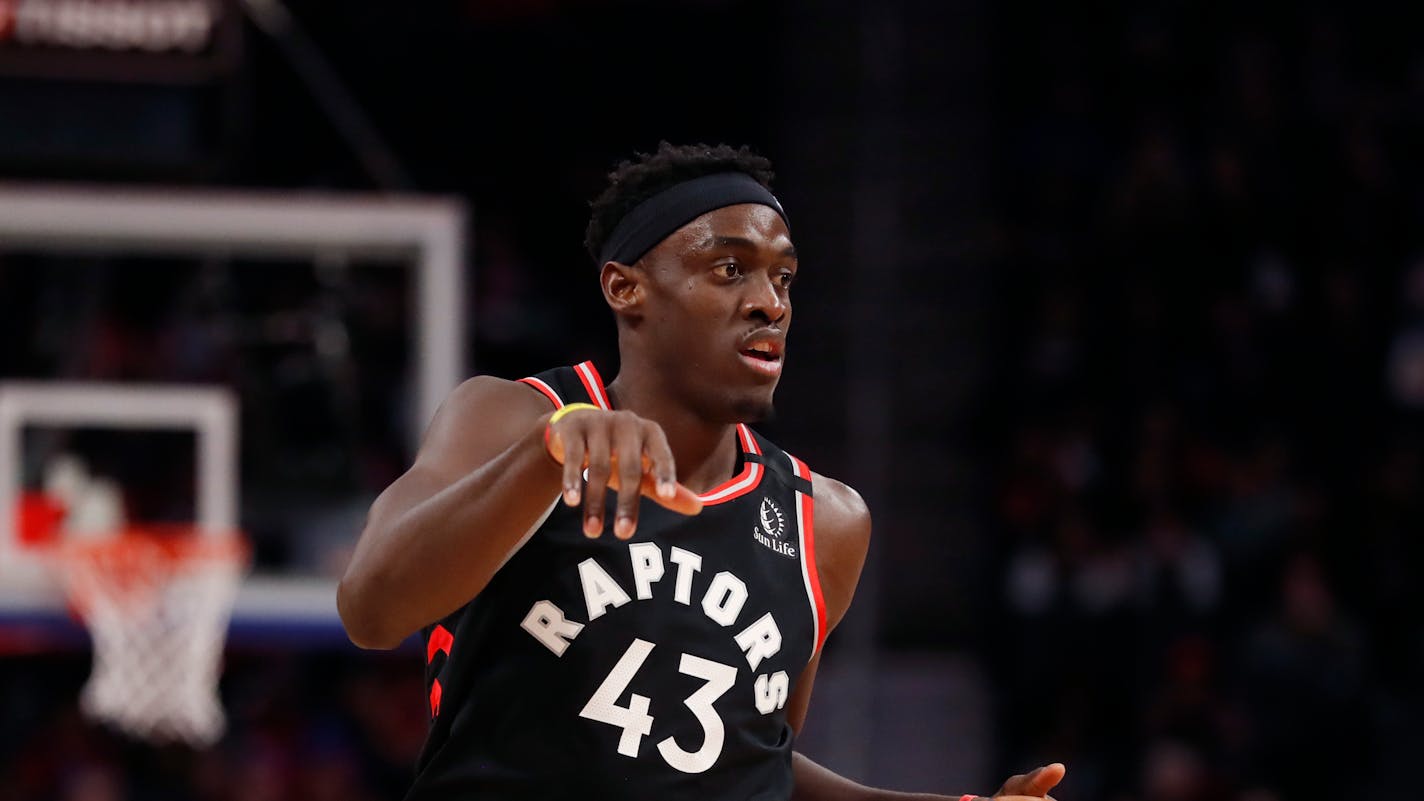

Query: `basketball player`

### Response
(338, 143, 1067, 800)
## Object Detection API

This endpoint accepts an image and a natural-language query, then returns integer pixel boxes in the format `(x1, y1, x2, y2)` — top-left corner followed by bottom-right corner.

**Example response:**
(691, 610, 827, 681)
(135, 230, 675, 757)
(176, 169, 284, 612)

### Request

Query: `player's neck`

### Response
(603, 374, 741, 495)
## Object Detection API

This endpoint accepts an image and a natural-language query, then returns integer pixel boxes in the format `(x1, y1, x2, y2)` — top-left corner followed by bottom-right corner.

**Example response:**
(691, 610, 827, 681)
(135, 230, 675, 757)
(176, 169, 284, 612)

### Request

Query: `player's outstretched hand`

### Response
(972, 762, 1066, 801)
(545, 406, 704, 539)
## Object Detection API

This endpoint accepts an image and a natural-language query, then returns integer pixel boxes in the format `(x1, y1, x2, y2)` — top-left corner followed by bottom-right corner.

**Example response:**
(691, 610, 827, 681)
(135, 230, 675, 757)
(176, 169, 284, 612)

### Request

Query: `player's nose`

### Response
(741, 273, 787, 324)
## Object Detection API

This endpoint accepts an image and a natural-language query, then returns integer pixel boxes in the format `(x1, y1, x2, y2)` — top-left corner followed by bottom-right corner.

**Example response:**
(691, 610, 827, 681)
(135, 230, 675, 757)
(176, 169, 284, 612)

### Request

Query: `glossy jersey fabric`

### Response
(404, 362, 826, 801)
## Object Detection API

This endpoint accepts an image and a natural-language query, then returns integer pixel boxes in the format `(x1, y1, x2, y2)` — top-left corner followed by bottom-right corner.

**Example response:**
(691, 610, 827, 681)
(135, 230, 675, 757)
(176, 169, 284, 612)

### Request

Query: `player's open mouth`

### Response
(738, 341, 783, 377)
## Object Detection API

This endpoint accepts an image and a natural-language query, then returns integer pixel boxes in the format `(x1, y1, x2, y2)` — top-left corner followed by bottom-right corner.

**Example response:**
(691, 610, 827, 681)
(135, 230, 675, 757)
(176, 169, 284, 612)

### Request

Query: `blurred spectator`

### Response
(1386, 259, 1424, 409)
(1236, 554, 1367, 800)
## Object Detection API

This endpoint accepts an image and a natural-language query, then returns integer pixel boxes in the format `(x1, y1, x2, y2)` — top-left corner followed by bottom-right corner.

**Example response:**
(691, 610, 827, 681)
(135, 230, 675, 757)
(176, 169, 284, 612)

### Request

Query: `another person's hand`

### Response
(544, 404, 703, 538)
(966, 762, 1067, 801)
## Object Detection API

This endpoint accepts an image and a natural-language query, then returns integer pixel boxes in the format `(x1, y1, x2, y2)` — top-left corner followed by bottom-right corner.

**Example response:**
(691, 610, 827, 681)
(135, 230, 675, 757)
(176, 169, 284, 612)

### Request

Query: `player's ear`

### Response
(601, 260, 643, 316)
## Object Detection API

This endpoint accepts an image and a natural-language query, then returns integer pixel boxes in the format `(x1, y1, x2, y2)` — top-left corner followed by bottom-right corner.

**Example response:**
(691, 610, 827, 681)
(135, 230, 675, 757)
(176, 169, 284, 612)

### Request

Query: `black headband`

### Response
(597, 172, 789, 266)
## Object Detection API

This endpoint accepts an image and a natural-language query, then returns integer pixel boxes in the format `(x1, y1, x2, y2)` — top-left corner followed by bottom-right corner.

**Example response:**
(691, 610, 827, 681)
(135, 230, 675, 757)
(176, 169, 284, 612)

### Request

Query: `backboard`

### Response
(0, 185, 466, 649)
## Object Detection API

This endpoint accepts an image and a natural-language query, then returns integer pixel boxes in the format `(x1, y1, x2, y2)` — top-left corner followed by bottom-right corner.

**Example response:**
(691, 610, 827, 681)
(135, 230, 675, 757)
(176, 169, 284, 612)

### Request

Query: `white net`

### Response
(56, 531, 248, 747)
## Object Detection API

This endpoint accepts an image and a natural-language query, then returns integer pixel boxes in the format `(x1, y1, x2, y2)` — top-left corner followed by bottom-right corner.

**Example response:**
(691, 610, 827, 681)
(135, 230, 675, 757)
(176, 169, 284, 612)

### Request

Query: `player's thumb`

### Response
(999, 763, 1066, 797)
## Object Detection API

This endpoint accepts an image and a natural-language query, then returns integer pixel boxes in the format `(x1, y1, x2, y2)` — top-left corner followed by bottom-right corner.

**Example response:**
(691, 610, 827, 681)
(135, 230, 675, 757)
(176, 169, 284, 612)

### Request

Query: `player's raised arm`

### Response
(337, 375, 702, 649)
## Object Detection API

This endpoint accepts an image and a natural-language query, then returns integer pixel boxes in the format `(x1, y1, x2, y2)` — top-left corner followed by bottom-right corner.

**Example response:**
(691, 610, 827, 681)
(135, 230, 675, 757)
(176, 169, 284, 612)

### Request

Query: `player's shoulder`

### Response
(809, 472, 871, 546)
(807, 471, 870, 630)
(443, 373, 554, 417)
(416, 373, 556, 459)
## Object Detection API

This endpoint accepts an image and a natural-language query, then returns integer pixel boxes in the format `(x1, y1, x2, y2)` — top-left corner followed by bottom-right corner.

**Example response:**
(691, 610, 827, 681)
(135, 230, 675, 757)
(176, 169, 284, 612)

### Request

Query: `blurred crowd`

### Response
(0, 652, 426, 801)
(980, 6, 1423, 801)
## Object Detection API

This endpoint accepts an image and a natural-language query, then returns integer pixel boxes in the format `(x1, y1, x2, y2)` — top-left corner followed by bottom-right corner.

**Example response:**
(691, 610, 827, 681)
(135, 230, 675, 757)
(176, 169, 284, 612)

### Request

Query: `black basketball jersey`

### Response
(405, 362, 827, 801)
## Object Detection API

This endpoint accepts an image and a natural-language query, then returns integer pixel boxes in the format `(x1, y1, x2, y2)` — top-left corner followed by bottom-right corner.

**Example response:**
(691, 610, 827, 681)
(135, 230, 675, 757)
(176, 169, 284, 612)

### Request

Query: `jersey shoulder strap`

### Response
(742, 427, 827, 655)
(743, 428, 814, 498)
(516, 361, 612, 410)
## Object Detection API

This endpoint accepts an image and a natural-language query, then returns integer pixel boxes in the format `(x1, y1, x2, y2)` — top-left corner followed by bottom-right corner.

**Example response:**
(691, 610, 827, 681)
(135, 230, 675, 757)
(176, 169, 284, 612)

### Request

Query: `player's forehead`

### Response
(656, 204, 795, 262)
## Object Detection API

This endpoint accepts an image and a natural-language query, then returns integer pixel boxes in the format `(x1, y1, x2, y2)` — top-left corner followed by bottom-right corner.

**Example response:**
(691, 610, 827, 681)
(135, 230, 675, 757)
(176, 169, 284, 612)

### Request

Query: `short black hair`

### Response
(584, 142, 776, 264)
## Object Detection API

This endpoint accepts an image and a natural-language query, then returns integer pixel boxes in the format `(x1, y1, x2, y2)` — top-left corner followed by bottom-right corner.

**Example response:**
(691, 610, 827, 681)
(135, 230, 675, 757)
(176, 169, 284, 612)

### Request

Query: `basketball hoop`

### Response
(50, 526, 249, 747)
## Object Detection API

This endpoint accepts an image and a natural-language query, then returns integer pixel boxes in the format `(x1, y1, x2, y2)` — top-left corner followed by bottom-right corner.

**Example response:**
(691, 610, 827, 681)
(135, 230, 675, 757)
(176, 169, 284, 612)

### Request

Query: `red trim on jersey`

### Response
(791, 455, 828, 655)
(568, 363, 759, 504)
(738, 424, 763, 455)
(517, 376, 564, 410)
(697, 424, 764, 505)
(429, 679, 443, 717)
(427, 624, 453, 664)
(574, 361, 611, 410)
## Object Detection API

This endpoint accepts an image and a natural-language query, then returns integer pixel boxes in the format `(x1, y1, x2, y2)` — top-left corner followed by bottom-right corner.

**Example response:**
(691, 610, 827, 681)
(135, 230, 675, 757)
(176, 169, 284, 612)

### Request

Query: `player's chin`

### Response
(730, 392, 777, 424)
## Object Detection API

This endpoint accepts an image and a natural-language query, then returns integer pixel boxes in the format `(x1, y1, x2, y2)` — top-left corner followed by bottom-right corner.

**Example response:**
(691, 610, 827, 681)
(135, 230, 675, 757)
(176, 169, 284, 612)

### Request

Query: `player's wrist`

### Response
(542, 402, 600, 464)
(549, 402, 600, 426)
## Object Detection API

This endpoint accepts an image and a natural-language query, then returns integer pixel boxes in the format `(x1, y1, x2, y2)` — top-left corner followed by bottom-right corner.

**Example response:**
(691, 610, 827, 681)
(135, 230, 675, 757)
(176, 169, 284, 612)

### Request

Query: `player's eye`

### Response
(777, 270, 795, 289)
(715, 263, 742, 279)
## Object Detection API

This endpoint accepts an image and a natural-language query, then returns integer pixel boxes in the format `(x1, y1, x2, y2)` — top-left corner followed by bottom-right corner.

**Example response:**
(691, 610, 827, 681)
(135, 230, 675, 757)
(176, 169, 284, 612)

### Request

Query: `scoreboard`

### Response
(0, 0, 219, 53)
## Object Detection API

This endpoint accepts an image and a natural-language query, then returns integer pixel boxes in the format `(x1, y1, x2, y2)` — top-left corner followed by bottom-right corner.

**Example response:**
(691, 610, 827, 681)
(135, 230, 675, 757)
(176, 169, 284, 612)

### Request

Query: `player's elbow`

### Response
(336, 571, 408, 650)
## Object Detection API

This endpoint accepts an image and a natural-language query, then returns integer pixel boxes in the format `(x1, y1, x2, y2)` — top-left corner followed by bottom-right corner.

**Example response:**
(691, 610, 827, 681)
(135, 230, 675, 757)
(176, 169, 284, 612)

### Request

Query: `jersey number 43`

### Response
(579, 638, 738, 775)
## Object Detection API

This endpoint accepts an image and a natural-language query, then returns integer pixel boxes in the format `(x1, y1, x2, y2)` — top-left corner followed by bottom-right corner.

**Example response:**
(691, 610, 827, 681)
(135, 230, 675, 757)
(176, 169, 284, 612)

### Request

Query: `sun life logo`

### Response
(754, 497, 796, 559)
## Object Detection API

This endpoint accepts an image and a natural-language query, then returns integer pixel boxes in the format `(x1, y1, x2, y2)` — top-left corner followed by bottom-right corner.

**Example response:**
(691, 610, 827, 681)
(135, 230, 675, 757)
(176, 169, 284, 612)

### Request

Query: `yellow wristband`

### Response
(548, 402, 599, 426)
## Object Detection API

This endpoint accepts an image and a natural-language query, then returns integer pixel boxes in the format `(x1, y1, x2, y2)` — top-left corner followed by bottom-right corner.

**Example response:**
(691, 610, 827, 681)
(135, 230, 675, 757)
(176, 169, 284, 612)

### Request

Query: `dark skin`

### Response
(338, 202, 1066, 801)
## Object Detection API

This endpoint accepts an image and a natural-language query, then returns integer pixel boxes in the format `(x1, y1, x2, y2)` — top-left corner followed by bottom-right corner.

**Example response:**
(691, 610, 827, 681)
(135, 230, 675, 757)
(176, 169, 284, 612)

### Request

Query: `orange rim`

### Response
(48, 526, 249, 613)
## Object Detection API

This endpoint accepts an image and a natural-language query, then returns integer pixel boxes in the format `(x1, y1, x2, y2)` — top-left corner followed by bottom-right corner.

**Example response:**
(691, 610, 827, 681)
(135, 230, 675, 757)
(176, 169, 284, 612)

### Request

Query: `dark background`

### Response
(2, 2, 1421, 800)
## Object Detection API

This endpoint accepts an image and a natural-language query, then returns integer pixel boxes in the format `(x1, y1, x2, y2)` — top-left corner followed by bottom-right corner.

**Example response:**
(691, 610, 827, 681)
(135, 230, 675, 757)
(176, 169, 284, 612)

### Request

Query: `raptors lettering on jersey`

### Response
(520, 539, 792, 713)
